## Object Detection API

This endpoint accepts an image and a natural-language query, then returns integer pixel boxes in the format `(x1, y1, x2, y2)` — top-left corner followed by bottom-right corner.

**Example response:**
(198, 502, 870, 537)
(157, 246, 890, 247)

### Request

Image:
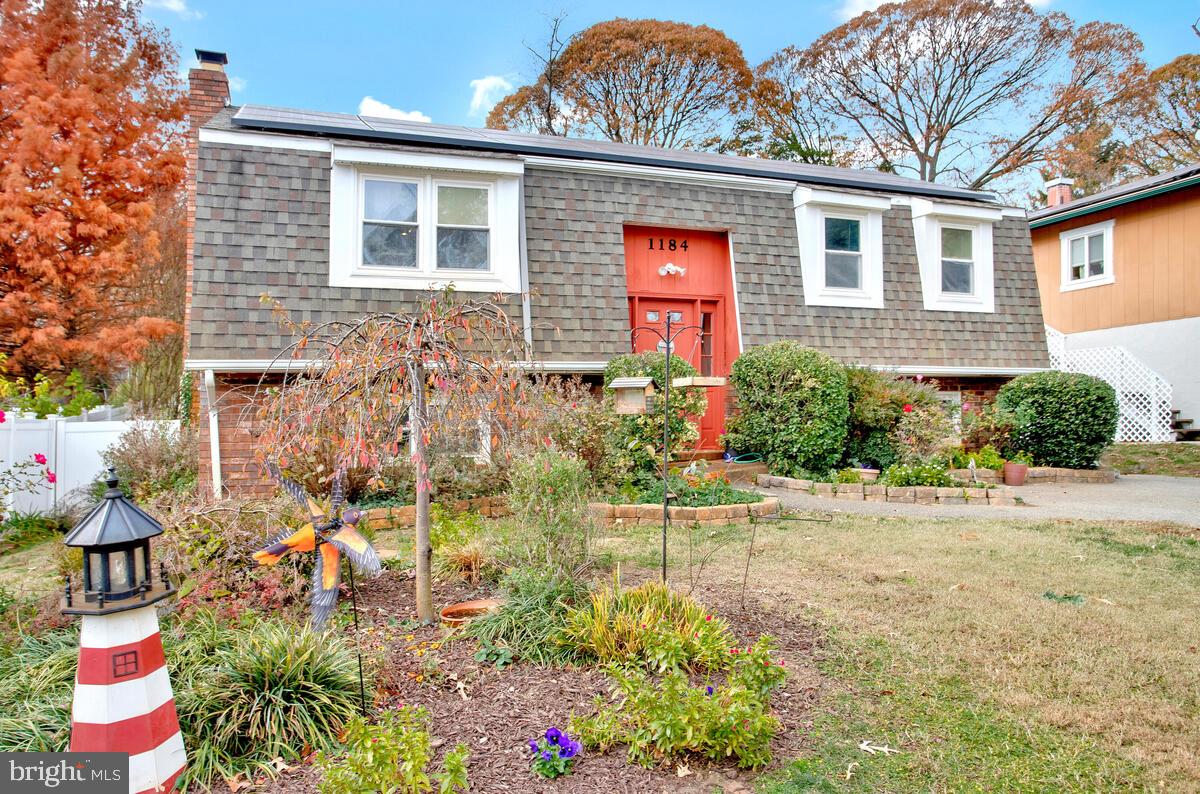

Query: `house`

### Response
(1029, 167, 1200, 442)
(183, 51, 1048, 497)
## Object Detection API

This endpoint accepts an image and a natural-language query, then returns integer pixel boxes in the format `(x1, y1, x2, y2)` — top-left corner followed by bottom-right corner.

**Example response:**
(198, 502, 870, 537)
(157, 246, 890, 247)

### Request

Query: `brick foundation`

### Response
(198, 374, 276, 498)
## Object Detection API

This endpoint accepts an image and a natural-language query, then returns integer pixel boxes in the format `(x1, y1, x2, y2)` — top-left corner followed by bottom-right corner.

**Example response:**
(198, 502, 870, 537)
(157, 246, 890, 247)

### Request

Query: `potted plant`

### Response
(1002, 451, 1033, 486)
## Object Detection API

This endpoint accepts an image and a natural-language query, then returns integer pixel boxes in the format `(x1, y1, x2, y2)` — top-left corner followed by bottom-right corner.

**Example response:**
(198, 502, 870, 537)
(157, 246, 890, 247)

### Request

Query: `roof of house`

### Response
(224, 103, 997, 203)
(1029, 162, 1200, 227)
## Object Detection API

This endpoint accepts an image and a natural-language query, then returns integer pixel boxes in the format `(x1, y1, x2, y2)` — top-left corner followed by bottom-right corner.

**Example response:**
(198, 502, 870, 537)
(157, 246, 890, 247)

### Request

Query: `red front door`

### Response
(623, 226, 739, 452)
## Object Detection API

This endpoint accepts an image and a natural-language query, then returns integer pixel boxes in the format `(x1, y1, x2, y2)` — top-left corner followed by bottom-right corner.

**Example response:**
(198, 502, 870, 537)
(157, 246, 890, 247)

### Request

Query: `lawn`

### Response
(601, 513, 1200, 792)
(1101, 442, 1200, 477)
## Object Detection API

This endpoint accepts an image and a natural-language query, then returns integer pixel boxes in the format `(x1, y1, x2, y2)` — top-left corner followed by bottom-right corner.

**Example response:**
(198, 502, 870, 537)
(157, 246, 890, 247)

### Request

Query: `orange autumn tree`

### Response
(488, 18, 752, 149)
(257, 291, 532, 623)
(0, 0, 185, 382)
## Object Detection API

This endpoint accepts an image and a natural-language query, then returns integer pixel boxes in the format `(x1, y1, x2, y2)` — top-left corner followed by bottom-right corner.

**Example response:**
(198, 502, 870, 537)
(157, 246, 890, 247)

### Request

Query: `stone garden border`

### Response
(364, 496, 510, 530)
(588, 498, 781, 528)
(945, 467, 1116, 485)
(757, 474, 1018, 506)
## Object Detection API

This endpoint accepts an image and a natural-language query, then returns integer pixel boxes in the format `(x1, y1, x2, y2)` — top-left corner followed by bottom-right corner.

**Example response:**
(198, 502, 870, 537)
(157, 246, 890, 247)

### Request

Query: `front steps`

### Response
(1172, 409, 1200, 441)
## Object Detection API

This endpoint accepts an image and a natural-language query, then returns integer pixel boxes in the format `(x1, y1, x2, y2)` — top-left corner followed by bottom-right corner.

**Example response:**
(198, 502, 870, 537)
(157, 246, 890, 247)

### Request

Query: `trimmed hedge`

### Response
(724, 342, 849, 477)
(996, 371, 1117, 469)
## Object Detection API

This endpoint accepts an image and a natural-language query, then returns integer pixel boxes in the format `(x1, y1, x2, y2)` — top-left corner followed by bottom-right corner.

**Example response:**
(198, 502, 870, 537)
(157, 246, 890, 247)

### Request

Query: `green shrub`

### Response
(628, 470, 763, 507)
(949, 444, 1006, 471)
(509, 450, 592, 569)
(0, 511, 68, 552)
(604, 352, 708, 478)
(725, 343, 849, 477)
(570, 636, 787, 769)
(0, 363, 102, 418)
(891, 402, 957, 465)
(997, 372, 1118, 468)
(879, 461, 956, 487)
(559, 580, 732, 673)
(466, 568, 591, 666)
(315, 707, 469, 794)
(174, 618, 363, 788)
(522, 376, 624, 489)
(960, 401, 1014, 453)
(843, 367, 941, 469)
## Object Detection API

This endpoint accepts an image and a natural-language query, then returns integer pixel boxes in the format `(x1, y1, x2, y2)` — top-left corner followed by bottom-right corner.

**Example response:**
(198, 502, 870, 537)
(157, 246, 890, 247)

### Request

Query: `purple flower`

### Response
(541, 750, 553, 761)
(706, 686, 714, 696)
(545, 727, 562, 745)
(559, 739, 581, 759)
(528, 739, 538, 753)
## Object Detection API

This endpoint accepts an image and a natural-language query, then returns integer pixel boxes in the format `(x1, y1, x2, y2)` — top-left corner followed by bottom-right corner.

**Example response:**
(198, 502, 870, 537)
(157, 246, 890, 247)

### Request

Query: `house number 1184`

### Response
(648, 237, 688, 251)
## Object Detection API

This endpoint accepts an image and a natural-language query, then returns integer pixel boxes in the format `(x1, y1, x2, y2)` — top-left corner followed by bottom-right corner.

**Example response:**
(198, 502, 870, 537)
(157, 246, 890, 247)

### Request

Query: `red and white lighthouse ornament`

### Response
(62, 470, 186, 794)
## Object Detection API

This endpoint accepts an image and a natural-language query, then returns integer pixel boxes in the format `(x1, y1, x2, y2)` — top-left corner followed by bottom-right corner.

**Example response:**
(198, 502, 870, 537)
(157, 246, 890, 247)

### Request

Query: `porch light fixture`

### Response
(657, 263, 686, 277)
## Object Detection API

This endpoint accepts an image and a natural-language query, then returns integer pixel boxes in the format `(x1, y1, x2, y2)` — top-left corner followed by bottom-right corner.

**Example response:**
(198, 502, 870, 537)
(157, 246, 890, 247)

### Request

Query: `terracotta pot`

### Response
(852, 468, 880, 482)
(439, 598, 502, 627)
(1002, 462, 1029, 486)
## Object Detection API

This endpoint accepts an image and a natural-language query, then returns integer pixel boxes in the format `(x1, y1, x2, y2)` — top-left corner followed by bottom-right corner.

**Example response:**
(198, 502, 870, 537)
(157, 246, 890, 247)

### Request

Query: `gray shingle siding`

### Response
(190, 142, 1047, 369)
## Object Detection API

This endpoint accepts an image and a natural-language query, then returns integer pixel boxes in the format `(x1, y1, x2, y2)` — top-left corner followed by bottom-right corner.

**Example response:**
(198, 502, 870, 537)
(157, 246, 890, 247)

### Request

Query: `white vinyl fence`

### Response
(1, 407, 179, 515)
(1045, 326, 1174, 443)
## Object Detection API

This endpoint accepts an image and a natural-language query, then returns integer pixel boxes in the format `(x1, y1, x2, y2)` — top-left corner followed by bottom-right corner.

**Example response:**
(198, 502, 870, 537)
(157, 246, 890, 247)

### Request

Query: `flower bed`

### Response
(589, 498, 781, 527)
(757, 474, 1017, 506)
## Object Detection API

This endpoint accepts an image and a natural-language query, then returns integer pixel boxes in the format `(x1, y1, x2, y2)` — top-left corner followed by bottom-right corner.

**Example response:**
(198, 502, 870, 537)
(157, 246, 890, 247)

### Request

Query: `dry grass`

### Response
(603, 513, 1200, 790)
(1102, 442, 1200, 478)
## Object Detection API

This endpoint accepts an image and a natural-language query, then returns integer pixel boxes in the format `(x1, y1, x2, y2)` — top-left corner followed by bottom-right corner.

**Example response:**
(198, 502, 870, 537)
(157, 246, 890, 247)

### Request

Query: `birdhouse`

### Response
(610, 376, 656, 415)
(61, 469, 186, 794)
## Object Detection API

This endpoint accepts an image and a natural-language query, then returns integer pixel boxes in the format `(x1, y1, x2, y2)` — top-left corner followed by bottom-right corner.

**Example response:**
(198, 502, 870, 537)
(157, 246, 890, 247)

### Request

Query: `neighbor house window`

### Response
(824, 216, 863, 290)
(940, 225, 974, 295)
(1058, 220, 1114, 291)
(793, 187, 887, 309)
(330, 146, 522, 292)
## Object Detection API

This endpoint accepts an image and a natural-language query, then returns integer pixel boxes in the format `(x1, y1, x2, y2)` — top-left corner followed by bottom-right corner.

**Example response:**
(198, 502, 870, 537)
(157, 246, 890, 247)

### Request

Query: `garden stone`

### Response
(756, 474, 771, 487)
(939, 497, 967, 505)
(637, 504, 660, 520)
(814, 482, 834, 496)
(936, 487, 964, 499)
(914, 486, 937, 504)
(886, 486, 914, 499)
(989, 496, 1018, 506)
(835, 491, 864, 501)
(615, 504, 638, 520)
(839, 483, 864, 494)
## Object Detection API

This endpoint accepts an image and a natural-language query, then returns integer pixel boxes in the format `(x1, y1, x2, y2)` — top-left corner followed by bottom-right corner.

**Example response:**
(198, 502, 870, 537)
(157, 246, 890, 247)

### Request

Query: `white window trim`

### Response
(794, 187, 887, 308)
(330, 147, 522, 292)
(910, 199, 999, 313)
(1058, 219, 1115, 292)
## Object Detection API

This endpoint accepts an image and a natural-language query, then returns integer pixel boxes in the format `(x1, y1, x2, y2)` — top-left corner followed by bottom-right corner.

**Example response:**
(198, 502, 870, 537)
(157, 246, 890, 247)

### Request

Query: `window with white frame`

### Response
(909, 198, 1000, 313)
(939, 224, 975, 295)
(1058, 220, 1114, 291)
(793, 187, 887, 308)
(330, 146, 522, 292)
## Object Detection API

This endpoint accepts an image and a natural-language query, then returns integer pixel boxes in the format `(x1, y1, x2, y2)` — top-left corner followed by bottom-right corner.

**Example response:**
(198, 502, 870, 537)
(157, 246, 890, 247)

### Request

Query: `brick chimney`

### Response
(1044, 176, 1075, 209)
(184, 50, 229, 366)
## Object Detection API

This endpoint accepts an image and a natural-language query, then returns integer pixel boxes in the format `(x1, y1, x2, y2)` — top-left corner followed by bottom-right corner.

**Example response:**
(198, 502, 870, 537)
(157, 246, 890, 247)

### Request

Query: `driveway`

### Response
(760, 474, 1200, 527)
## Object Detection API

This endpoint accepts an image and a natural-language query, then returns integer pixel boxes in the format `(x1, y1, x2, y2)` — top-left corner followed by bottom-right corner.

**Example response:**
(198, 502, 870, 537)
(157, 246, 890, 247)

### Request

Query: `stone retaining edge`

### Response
(756, 474, 1019, 506)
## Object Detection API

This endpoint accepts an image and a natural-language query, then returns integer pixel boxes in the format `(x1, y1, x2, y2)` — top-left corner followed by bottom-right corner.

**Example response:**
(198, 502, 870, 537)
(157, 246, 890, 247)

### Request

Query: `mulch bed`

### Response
(261, 568, 825, 794)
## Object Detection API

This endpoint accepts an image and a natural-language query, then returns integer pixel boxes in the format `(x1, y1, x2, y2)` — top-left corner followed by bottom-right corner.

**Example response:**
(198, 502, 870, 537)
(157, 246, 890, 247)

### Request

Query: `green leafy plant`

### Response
(725, 342, 849, 477)
(520, 375, 624, 488)
(508, 449, 593, 569)
(474, 642, 514, 670)
(603, 352, 708, 478)
(891, 402, 957, 465)
(466, 568, 591, 666)
(0, 510, 68, 553)
(570, 636, 787, 769)
(843, 367, 941, 469)
(960, 401, 1014, 453)
(559, 580, 733, 672)
(528, 726, 581, 779)
(834, 468, 863, 484)
(949, 444, 1006, 471)
(1009, 450, 1034, 465)
(627, 468, 763, 507)
(879, 461, 956, 487)
(997, 372, 1118, 469)
(97, 421, 197, 501)
(0, 365, 103, 419)
(316, 706, 470, 794)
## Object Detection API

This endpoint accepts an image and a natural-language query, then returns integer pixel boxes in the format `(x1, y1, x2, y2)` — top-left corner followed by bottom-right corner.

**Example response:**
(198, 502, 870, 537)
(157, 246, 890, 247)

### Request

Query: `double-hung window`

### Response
(824, 216, 863, 290)
(1058, 220, 1114, 291)
(330, 146, 522, 292)
(794, 187, 887, 308)
(939, 225, 975, 295)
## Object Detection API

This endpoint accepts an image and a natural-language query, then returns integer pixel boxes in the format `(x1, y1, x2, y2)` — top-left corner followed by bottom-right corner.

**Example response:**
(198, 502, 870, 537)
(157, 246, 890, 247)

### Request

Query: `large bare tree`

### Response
(774, 0, 1144, 192)
(488, 18, 753, 150)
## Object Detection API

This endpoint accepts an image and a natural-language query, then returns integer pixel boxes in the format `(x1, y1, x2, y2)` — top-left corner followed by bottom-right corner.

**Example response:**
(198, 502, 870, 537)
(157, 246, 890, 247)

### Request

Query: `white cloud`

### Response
(835, 0, 1050, 21)
(227, 76, 247, 93)
(145, 0, 203, 20)
(358, 96, 431, 123)
(468, 75, 513, 116)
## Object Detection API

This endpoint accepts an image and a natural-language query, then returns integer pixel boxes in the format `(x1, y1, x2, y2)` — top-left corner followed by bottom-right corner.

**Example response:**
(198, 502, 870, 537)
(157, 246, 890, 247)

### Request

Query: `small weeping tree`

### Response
(256, 289, 532, 623)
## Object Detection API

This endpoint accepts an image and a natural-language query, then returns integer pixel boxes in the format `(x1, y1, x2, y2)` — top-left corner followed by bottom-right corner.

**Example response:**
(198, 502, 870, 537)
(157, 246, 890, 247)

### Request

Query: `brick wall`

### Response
(185, 66, 229, 363)
(197, 374, 276, 498)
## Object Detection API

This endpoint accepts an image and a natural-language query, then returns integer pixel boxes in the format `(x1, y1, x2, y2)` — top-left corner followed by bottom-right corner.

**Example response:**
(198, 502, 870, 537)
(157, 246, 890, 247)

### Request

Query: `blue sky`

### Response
(144, 0, 1198, 127)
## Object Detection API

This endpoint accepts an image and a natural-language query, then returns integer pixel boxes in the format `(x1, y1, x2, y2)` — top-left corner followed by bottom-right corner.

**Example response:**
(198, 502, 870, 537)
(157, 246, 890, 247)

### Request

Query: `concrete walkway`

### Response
(760, 474, 1200, 528)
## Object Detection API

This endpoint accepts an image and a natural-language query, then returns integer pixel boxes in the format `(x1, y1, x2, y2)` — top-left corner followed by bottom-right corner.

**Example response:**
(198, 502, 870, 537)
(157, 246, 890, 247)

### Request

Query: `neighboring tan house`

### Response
(183, 52, 1048, 497)
(1029, 167, 1200, 442)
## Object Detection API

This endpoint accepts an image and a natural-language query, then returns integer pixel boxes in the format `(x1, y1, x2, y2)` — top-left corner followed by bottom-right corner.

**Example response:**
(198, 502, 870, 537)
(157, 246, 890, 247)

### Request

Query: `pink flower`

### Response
(46, 471, 56, 484)
(33, 453, 46, 465)
(902, 404, 914, 413)
(0, 410, 5, 423)
(962, 402, 972, 412)
(915, 375, 924, 382)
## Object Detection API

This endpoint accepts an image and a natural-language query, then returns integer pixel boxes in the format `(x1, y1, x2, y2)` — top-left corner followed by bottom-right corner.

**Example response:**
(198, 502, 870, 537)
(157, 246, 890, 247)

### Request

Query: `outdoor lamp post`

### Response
(62, 468, 187, 794)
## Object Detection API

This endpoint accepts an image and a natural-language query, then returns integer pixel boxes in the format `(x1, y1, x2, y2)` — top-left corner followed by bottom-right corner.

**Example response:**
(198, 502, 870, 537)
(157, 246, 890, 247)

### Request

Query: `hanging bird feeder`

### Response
(610, 376, 655, 415)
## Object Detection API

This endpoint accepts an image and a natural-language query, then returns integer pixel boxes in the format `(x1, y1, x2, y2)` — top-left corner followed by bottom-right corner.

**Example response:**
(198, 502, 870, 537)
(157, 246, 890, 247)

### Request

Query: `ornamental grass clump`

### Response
(558, 580, 733, 672)
(466, 568, 591, 666)
(528, 726, 581, 779)
(570, 636, 787, 769)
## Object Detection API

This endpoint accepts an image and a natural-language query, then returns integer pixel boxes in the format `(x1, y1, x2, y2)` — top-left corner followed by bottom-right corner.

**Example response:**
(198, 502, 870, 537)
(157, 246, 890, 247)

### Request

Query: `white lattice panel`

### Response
(1044, 326, 1174, 442)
